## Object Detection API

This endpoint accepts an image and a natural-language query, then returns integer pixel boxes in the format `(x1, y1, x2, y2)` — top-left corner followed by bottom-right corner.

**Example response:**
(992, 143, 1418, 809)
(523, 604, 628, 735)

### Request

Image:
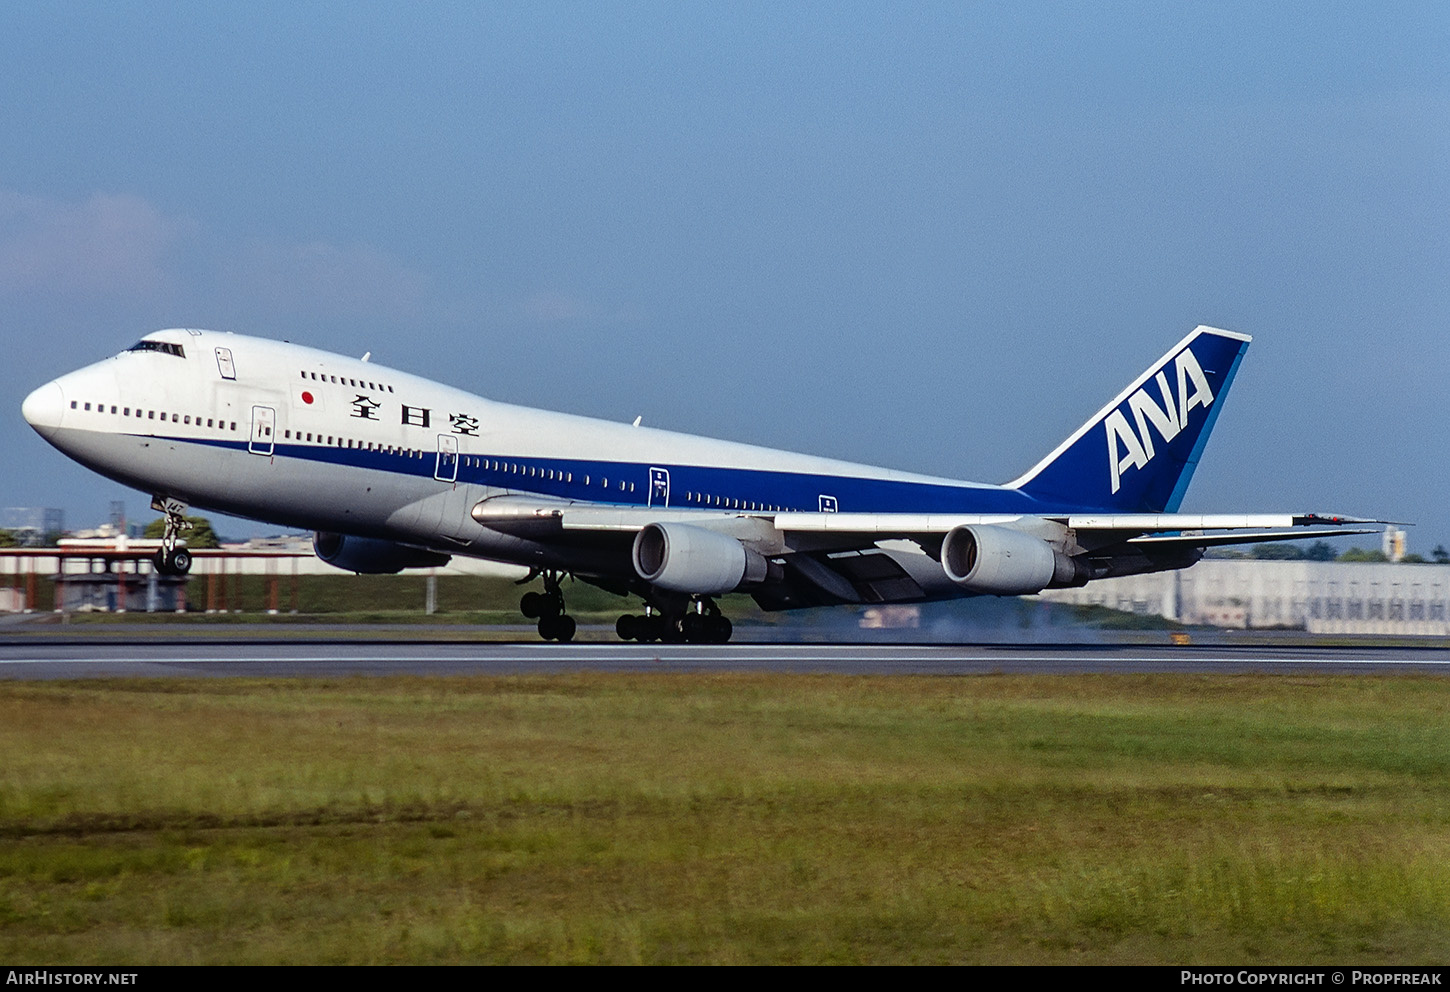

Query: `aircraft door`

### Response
(818, 495, 838, 513)
(248, 406, 275, 456)
(215, 347, 236, 380)
(648, 467, 670, 507)
(434, 434, 459, 483)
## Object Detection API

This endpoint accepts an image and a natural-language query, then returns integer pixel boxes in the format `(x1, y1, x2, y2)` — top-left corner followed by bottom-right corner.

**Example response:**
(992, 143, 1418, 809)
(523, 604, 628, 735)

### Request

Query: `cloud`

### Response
(520, 291, 597, 323)
(0, 185, 432, 320)
(519, 290, 642, 326)
(220, 238, 430, 320)
(0, 189, 192, 297)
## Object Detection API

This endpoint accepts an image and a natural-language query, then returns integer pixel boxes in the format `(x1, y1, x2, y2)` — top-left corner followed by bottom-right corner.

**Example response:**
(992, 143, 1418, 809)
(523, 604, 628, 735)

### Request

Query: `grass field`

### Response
(2, 673, 1448, 964)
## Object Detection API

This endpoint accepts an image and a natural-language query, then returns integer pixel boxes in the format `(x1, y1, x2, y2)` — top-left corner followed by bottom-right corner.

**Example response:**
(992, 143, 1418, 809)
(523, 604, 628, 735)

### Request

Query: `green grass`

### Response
(2, 674, 1449, 963)
(28, 573, 774, 627)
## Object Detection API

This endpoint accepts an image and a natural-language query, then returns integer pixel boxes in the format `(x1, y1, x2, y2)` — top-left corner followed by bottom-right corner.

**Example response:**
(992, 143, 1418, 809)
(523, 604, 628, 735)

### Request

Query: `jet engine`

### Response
(313, 532, 452, 574)
(632, 522, 772, 595)
(939, 524, 1086, 595)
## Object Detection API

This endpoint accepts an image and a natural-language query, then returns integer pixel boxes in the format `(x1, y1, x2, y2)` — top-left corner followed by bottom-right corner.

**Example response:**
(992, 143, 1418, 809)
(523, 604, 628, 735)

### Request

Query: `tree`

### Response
(1249, 543, 1304, 560)
(0, 529, 16, 548)
(1401, 554, 1428, 564)
(143, 515, 221, 549)
(1337, 547, 1388, 563)
(1433, 545, 1450, 565)
(1303, 540, 1337, 562)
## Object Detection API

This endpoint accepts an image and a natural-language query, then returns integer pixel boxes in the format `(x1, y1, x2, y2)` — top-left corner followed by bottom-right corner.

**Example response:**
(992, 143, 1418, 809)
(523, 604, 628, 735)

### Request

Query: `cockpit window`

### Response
(126, 340, 185, 358)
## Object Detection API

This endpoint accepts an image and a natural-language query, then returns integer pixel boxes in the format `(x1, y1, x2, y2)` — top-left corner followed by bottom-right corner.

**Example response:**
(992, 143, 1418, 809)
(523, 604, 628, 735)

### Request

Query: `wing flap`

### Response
(1126, 528, 1377, 549)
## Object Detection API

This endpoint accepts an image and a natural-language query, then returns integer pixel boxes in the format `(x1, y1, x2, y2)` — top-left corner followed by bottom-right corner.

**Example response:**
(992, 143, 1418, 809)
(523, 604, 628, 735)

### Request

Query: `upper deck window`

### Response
(126, 340, 185, 359)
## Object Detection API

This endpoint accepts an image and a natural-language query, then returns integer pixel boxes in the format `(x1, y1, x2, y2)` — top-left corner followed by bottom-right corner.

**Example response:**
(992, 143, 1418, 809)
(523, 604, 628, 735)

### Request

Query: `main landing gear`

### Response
(517, 575, 735, 644)
(616, 598, 733, 644)
(151, 496, 193, 577)
(520, 570, 576, 642)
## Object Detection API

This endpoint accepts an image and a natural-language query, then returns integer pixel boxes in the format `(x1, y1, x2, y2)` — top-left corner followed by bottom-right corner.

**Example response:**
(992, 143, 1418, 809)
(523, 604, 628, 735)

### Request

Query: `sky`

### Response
(2, 2, 1447, 550)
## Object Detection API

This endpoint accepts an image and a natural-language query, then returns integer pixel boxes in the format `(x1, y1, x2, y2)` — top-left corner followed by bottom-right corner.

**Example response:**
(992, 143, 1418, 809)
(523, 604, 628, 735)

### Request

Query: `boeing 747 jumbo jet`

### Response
(21, 325, 1377, 642)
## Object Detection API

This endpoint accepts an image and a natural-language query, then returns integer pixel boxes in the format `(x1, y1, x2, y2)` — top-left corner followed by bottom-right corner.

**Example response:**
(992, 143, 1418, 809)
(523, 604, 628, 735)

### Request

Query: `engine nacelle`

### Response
(313, 532, 452, 574)
(632, 522, 771, 595)
(940, 524, 1084, 595)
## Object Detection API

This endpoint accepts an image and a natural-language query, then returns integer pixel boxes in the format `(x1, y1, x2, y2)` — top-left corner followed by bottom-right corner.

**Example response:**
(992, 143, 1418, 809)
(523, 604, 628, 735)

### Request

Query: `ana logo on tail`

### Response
(1106, 347, 1215, 494)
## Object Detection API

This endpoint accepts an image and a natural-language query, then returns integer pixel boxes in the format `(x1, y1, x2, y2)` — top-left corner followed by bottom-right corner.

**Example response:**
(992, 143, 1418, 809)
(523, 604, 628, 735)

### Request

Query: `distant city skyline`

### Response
(4, 3, 1446, 547)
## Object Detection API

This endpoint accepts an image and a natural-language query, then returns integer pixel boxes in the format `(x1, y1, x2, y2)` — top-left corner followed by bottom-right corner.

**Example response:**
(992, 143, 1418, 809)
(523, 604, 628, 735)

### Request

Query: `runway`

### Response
(3, 630, 1450, 679)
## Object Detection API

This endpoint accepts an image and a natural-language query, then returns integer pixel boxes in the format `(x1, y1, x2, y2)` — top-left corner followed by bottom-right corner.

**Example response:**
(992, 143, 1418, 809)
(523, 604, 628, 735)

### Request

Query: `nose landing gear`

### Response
(151, 496, 194, 576)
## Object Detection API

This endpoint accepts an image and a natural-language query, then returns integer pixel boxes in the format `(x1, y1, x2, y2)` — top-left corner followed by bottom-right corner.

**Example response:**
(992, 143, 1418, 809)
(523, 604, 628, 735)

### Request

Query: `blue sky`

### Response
(3, 2, 1447, 549)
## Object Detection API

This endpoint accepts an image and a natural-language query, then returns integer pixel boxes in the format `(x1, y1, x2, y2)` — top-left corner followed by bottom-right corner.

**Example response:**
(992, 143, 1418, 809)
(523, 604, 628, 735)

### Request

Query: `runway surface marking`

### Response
(3, 654, 1450, 666)
(4, 640, 1450, 679)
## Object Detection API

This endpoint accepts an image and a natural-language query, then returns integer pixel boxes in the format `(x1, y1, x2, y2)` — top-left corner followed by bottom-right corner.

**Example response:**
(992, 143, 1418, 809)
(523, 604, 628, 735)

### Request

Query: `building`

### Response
(1038, 559, 1450, 636)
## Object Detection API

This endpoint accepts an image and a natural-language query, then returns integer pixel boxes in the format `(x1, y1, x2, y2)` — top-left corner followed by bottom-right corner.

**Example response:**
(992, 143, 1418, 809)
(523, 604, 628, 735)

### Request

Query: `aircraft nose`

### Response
(22, 381, 65, 439)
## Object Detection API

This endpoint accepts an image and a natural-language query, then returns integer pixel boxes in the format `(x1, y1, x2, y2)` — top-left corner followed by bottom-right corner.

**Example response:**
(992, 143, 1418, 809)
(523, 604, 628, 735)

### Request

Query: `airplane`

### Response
(20, 324, 1378, 642)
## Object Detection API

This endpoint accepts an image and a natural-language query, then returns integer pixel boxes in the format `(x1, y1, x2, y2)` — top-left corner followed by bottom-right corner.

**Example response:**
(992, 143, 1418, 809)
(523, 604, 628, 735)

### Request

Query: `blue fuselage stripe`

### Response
(173, 435, 1072, 515)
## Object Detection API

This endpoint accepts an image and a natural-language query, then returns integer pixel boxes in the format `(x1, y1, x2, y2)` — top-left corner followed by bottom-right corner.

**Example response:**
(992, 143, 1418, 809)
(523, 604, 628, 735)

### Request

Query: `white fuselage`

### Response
(22, 328, 1022, 575)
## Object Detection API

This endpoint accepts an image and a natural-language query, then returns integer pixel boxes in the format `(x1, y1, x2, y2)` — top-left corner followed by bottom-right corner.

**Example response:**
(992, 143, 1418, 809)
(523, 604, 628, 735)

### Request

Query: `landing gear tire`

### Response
(153, 548, 193, 577)
(681, 613, 705, 642)
(525, 572, 571, 641)
(642, 615, 667, 642)
(538, 614, 576, 642)
(521, 590, 561, 620)
(660, 617, 687, 644)
(618, 610, 732, 644)
(681, 612, 732, 643)
(616, 614, 638, 641)
(705, 614, 732, 644)
(626, 614, 665, 643)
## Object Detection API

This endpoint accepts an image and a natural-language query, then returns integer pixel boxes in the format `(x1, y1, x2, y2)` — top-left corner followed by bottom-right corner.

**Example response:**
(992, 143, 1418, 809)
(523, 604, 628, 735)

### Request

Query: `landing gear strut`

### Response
(150, 496, 193, 577)
(520, 570, 575, 642)
(616, 597, 732, 644)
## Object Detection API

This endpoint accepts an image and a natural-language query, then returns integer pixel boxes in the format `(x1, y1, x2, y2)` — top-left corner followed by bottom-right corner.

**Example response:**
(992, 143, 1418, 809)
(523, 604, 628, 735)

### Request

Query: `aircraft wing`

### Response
(472, 495, 1380, 588)
(474, 497, 1377, 546)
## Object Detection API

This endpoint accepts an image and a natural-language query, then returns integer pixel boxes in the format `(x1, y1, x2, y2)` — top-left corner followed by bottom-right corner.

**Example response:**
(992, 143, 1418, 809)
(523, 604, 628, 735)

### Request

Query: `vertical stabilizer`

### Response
(1006, 326, 1251, 512)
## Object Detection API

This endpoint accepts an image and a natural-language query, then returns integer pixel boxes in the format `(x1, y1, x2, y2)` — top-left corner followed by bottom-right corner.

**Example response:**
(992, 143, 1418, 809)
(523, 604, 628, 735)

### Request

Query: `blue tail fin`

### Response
(1006, 326, 1251, 513)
